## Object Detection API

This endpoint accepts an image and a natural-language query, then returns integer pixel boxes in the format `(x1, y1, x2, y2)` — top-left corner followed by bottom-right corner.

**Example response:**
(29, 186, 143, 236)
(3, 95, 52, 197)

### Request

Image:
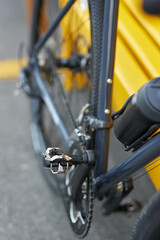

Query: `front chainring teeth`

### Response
(65, 137, 94, 238)
(66, 170, 93, 237)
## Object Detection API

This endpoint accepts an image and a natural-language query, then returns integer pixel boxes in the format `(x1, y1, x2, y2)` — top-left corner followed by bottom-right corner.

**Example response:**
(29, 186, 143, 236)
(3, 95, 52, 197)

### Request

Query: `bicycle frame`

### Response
(29, 0, 160, 197)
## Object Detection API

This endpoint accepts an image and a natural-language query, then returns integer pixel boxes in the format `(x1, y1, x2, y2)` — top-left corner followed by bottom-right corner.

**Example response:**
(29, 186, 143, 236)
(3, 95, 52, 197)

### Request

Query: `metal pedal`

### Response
(43, 147, 72, 174)
(43, 147, 95, 174)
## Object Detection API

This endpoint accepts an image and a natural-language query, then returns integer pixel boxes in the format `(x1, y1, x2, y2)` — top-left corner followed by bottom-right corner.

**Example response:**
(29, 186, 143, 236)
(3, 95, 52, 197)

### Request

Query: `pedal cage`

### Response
(43, 147, 72, 174)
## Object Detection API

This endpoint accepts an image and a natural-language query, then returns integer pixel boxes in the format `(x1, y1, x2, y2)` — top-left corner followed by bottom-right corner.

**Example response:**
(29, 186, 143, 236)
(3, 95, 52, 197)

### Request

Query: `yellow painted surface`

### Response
(0, 59, 27, 80)
(118, 1, 160, 79)
(145, 156, 160, 190)
(115, 1, 160, 189)
(59, 0, 90, 90)
(113, 35, 148, 109)
(122, 0, 160, 47)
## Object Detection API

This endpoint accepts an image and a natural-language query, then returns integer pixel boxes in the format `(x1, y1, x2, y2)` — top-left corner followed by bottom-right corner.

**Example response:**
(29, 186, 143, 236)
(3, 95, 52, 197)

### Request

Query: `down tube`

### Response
(94, 0, 119, 177)
(94, 133, 160, 196)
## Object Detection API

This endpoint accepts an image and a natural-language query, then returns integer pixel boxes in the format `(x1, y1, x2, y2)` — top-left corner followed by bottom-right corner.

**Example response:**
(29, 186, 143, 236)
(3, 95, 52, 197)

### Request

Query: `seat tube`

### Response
(94, 0, 119, 177)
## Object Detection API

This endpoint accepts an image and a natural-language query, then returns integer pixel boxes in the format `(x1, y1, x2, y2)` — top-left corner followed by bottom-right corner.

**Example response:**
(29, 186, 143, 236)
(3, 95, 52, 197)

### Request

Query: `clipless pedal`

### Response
(43, 147, 95, 174)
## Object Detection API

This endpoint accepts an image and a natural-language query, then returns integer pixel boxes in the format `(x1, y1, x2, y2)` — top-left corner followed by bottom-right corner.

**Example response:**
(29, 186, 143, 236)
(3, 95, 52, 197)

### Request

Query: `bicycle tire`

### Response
(129, 189, 160, 240)
(28, 0, 104, 191)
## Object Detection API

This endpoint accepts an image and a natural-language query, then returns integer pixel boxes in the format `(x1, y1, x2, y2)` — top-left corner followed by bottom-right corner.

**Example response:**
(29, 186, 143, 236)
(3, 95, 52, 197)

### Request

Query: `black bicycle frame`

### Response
(30, 0, 160, 197)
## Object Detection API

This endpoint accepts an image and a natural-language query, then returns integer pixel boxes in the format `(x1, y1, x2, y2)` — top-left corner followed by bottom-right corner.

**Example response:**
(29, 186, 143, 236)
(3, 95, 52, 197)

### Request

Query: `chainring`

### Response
(65, 135, 94, 238)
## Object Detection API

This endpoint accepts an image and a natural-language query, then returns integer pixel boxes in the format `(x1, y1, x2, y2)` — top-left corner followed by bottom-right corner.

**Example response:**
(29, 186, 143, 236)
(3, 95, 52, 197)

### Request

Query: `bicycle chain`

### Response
(44, 48, 94, 238)
(81, 170, 94, 238)
(55, 70, 94, 237)
(55, 68, 94, 238)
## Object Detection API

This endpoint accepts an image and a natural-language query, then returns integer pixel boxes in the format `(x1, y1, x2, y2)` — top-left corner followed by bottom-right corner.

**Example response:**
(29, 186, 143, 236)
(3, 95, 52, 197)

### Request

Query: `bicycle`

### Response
(20, 0, 160, 239)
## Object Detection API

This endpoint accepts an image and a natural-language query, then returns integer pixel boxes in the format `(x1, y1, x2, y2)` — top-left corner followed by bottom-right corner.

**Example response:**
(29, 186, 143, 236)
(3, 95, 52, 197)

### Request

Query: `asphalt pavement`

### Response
(0, 1, 156, 240)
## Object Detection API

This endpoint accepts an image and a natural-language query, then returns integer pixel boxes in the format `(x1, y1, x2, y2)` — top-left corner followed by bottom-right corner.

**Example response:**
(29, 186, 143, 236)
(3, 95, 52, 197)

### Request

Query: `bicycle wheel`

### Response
(29, 0, 104, 191)
(27, 0, 104, 237)
(129, 189, 160, 240)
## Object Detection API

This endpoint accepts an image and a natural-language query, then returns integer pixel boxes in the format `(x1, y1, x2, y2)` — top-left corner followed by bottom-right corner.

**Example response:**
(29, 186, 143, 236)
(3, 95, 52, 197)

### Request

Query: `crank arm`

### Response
(68, 150, 95, 204)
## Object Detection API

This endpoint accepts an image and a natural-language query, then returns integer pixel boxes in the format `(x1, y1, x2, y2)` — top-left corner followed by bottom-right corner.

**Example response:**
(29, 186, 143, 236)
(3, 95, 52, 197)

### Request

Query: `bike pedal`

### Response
(43, 147, 94, 174)
(43, 147, 72, 174)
